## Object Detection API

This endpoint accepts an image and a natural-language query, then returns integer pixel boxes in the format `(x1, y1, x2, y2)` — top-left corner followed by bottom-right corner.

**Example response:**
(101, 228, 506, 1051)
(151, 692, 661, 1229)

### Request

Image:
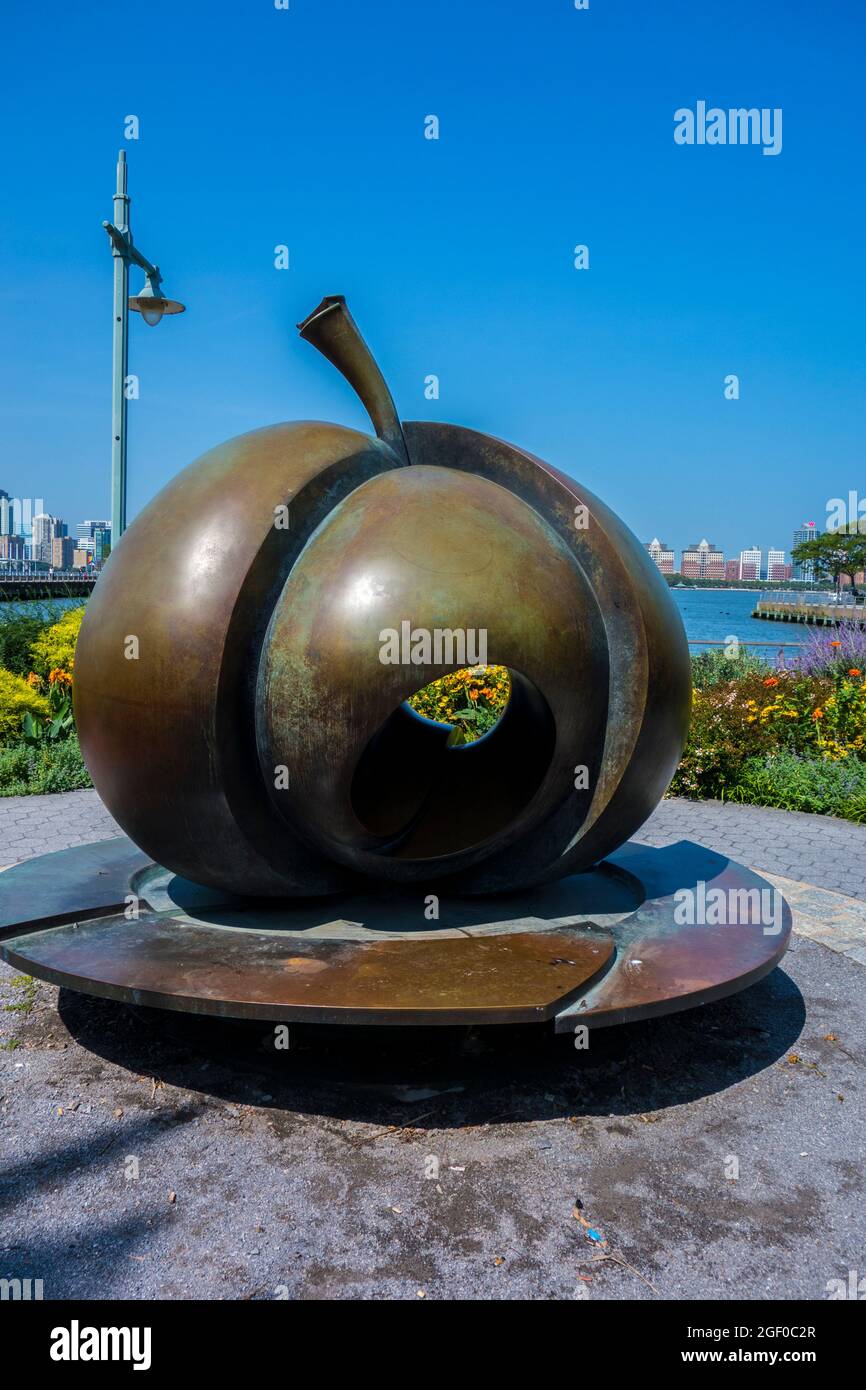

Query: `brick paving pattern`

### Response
(1, 789, 865, 906)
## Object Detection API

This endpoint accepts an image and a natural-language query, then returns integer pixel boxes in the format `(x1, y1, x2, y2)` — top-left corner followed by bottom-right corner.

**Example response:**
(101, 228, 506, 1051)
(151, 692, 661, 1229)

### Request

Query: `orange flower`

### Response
(25, 672, 43, 689)
(849, 668, 862, 677)
(468, 689, 478, 702)
(763, 676, 779, 687)
(830, 640, 842, 648)
(812, 708, 824, 720)
(48, 668, 73, 688)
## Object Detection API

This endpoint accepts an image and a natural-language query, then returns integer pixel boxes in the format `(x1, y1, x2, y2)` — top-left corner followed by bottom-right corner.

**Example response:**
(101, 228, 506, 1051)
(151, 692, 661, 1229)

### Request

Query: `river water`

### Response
(671, 589, 805, 653)
(0, 589, 804, 653)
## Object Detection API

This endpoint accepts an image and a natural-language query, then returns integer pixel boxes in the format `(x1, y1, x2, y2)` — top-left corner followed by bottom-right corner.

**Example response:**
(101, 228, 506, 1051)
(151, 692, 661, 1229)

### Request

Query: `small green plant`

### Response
(690, 648, 771, 690)
(724, 752, 866, 822)
(21, 679, 74, 746)
(0, 733, 91, 795)
(5, 974, 37, 1015)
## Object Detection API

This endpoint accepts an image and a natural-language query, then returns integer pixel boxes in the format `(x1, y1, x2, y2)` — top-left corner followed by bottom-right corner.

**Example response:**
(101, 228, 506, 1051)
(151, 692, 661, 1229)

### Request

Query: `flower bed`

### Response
(671, 631, 866, 821)
(2, 615, 865, 822)
(413, 633, 866, 824)
(0, 606, 90, 796)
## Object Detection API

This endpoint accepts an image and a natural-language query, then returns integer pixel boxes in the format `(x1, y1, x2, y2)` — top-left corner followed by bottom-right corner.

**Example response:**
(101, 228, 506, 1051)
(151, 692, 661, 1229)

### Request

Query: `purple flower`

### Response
(783, 622, 866, 676)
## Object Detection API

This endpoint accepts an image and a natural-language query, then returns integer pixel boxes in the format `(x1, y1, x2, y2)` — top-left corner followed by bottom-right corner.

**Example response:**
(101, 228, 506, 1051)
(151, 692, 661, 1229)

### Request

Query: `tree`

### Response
(792, 526, 866, 597)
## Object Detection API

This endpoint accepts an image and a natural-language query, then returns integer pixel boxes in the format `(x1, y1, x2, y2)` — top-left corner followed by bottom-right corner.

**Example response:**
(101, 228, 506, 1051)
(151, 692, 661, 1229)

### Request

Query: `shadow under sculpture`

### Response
(0, 297, 791, 1029)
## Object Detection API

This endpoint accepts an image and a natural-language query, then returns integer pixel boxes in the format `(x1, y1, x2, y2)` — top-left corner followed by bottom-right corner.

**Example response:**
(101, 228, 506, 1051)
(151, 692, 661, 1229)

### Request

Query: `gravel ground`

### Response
(0, 791, 864, 1300)
(1, 931, 863, 1300)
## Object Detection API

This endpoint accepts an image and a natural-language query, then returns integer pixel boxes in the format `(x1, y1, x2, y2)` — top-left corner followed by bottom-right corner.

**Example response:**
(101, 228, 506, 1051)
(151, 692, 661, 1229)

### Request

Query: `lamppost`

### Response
(103, 150, 185, 543)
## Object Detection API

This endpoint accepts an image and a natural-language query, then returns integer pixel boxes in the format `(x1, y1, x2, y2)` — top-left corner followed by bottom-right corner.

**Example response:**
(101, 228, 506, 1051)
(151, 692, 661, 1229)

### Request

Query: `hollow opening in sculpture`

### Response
(406, 665, 511, 746)
(350, 667, 556, 860)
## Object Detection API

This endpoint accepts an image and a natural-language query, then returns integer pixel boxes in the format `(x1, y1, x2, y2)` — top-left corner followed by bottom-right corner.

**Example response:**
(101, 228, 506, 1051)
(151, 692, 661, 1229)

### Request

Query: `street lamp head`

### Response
(129, 272, 185, 327)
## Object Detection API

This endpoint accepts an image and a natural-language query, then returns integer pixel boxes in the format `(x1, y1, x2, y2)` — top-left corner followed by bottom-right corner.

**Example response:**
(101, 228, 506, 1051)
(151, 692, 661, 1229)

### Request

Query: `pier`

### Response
(752, 590, 866, 626)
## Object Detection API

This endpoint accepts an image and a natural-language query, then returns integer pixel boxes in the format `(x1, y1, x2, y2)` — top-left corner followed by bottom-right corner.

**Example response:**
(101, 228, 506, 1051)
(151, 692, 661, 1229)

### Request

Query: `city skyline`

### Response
(0, 489, 110, 569)
(0, 471, 828, 578)
(644, 528, 813, 581)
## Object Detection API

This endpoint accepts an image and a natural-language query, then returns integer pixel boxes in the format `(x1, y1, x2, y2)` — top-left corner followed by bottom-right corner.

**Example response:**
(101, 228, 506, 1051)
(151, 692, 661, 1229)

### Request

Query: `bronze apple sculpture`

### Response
(0, 298, 791, 1030)
(73, 296, 692, 898)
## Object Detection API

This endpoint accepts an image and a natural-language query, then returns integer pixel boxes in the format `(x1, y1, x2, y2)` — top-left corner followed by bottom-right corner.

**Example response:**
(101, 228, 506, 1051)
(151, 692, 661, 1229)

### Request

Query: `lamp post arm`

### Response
(102, 221, 160, 281)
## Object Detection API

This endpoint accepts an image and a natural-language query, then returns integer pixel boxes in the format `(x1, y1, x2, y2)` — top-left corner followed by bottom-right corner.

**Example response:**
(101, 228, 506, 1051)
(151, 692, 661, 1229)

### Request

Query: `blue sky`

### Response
(1, 0, 864, 561)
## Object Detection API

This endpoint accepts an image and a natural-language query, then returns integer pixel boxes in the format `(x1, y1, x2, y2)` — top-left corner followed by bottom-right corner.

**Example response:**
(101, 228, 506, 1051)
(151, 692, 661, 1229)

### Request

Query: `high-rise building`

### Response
(767, 547, 787, 580)
(681, 539, 725, 579)
(92, 526, 111, 562)
(0, 535, 25, 560)
(644, 538, 675, 574)
(725, 559, 741, 581)
(739, 546, 762, 581)
(51, 536, 75, 569)
(32, 513, 54, 564)
(792, 522, 821, 582)
(76, 519, 110, 542)
(32, 514, 67, 565)
(78, 520, 111, 562)
(1, 496, 45, 548)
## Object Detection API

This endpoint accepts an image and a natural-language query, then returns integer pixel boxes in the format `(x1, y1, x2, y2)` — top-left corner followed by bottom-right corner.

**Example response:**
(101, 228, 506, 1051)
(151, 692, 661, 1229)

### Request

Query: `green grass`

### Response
(5, 974, 37, 1015)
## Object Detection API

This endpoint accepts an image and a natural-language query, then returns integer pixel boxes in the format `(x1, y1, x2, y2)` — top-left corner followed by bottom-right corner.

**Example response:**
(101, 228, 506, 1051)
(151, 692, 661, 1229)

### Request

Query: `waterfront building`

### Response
(0, 534, 25, 560)
(51, 536, 75, 569)
(767, 548, 788, 580)
(724, 559, 741, 581)
(644, 538, 675, 574)
(77, 520, 112, 562)
(792, 523, 821, 582)
(739, 546, 762, 581)
(76, 519, 110, 542)
(681, 539, 725, 579)
(92, 526, 111, 561)
(32, 514, 56, 564)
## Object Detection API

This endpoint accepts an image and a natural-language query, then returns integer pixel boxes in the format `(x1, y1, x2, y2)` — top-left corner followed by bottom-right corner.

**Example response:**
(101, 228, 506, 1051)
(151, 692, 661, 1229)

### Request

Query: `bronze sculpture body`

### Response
(73, 297, 692, 897)
(0, 299, 791, 1028)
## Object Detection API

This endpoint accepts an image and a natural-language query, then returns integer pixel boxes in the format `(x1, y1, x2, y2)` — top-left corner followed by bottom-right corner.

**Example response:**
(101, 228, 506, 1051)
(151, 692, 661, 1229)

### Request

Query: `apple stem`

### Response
(298, 297, 410, 466)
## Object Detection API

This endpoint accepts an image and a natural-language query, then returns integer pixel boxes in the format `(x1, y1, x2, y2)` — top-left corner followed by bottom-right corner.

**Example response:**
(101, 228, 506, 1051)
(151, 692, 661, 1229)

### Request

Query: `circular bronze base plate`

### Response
(0, 837, 791, 1028)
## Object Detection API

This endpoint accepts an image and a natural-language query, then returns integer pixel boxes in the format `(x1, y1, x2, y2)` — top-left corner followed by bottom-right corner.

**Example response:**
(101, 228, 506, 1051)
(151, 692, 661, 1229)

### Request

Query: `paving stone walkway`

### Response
(639, 798, 866, 904)
(0, 789, 122, 867)
(1, 789, 864, 904)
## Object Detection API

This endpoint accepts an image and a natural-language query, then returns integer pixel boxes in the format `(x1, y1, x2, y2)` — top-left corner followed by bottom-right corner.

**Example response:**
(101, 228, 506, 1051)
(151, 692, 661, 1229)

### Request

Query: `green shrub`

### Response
(669, 667, 866, 805)
(690, 648, 771, 690)
(724, 752, 866, 822)
(0, 611, 53, 677)
(29, 606, 85, 678)
(0, 734, 91, 796)
(0, 668, 51, 743)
